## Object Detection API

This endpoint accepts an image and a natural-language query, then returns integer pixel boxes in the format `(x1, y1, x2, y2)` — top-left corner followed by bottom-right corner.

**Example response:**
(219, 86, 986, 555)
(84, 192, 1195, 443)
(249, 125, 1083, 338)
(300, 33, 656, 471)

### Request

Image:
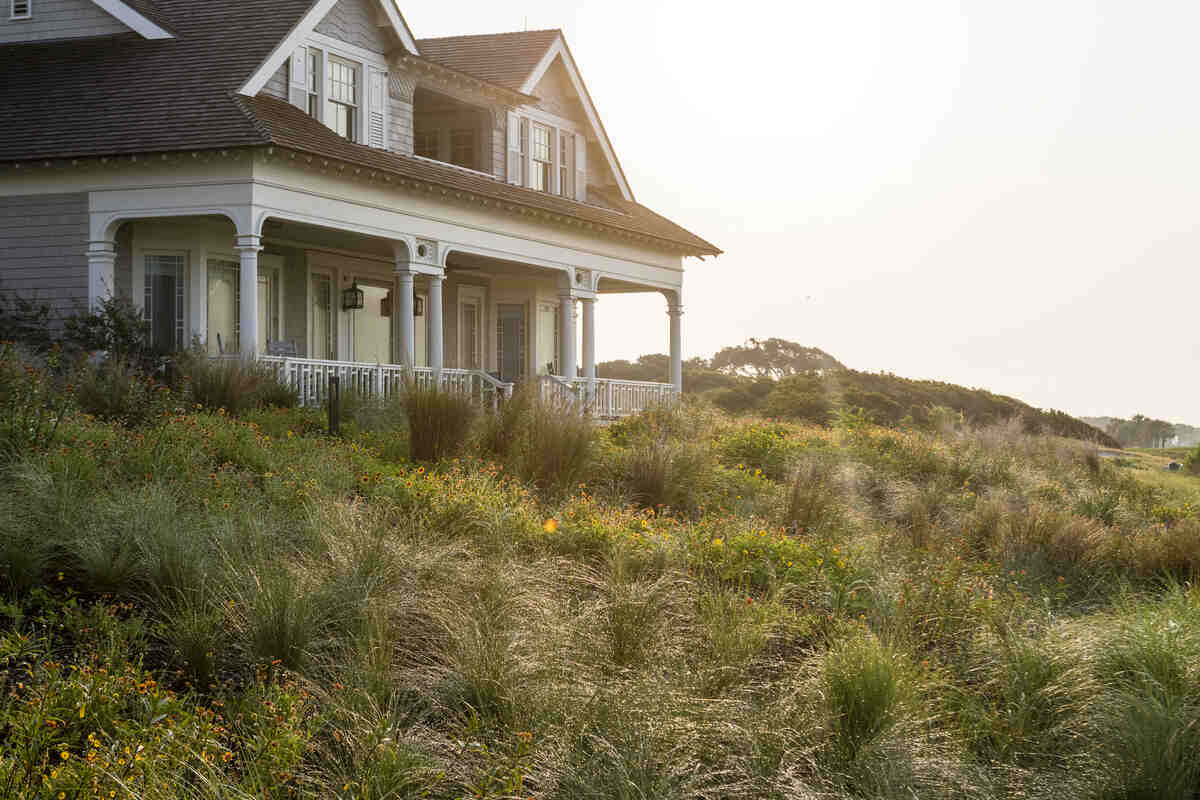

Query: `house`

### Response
(0, 0, 719, 415)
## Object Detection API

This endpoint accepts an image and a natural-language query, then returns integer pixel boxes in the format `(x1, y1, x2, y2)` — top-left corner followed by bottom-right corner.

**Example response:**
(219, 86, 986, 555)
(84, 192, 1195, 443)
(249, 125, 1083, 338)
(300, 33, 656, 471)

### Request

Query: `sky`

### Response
(402, 0, 1200, 424)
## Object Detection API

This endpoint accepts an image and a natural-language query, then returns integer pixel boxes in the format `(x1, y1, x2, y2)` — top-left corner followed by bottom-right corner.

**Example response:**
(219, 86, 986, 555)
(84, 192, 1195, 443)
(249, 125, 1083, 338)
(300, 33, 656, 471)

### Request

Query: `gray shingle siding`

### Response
(314, 0, 388, 54)
(0, 193, 88, 324)
(389, 97, 413, 155)
(263, 61, 289, 101)
(0, 0, 129, 44)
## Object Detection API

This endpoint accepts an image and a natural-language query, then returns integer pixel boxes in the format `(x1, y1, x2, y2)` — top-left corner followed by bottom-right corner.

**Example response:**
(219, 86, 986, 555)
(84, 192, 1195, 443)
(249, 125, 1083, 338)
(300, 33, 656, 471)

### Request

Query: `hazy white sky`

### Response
(403, 0, 1200, 423)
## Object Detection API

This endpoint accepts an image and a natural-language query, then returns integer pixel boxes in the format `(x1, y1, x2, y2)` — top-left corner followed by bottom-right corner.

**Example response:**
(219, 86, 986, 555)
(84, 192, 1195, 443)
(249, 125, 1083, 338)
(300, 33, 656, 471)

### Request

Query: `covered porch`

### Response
(93, 212, 684, 419)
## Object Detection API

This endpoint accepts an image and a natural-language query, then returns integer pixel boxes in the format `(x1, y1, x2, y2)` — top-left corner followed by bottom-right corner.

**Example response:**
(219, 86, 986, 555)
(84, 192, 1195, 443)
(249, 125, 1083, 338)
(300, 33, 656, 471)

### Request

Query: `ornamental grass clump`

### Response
(179, 354, 298, 415)
(403, 381, 477, 462)
(822, 631, 915, 763)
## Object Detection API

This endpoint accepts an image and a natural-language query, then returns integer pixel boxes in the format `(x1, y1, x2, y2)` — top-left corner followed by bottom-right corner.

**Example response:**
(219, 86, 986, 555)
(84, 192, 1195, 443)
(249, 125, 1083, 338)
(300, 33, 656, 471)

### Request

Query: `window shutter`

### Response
(574, 135, 588, 202)
(288, 47, 308, 111)
(506, 112, 522, 185)
(368, 68, 388, 149)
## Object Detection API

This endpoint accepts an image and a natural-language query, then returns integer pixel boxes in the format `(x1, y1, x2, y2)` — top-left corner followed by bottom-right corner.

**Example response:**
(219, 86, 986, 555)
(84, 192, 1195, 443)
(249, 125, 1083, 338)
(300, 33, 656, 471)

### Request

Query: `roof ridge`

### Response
(416, 28, 562, 42)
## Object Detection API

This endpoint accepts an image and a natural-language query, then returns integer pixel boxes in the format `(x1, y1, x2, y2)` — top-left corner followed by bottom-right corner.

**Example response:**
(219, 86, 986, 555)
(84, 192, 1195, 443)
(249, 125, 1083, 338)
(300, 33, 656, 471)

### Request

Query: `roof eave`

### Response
(393, 53, 538, 106)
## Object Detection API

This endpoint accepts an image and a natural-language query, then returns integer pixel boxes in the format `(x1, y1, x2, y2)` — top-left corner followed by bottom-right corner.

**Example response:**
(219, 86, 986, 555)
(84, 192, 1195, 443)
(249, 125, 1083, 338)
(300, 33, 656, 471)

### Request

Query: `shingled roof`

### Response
(119, 0, 176, 35)
(0, 2, 717, 256)
(415, 29, 562, 91)
(0, 0, 316, 161)
(238, 95, 719, 256)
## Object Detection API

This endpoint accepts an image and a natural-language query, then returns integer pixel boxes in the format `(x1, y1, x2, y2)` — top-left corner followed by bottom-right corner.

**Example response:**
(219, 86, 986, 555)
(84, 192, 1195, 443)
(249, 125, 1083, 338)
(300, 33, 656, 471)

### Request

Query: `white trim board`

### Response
(90, 0, 173, 39)
(519, 34, 633, 203)
(239, 0, 417, 98)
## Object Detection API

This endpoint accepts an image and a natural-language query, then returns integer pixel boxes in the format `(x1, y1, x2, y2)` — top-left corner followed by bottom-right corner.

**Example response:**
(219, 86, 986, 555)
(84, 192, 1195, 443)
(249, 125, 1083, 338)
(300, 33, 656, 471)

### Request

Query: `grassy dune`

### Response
(3, 355, 1200, 799)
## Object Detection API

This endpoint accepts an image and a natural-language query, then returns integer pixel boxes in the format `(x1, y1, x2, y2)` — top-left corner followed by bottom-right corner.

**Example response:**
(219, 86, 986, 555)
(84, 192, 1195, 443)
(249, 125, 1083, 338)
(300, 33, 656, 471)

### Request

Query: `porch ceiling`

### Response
(444, 250, 560, 280)
(260, 218, 394, 259)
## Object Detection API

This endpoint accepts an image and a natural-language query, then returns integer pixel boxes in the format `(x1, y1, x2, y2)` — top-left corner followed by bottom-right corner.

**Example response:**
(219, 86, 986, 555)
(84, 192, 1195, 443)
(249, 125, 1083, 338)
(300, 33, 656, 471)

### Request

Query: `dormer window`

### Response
(326, 56, 358, 141)
(530, 122, 552, 192)
(10, 0, 31, 19)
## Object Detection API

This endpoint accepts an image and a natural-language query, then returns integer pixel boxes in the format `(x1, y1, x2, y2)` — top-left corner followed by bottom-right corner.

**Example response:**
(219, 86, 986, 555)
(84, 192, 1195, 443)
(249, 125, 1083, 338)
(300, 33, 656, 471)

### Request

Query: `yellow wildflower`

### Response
(543, 518, 559, 533)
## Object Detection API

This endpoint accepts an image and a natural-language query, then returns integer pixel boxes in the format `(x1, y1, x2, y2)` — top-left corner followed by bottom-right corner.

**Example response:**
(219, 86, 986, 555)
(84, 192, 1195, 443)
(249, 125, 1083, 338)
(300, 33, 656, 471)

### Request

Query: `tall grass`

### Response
(179, 354, 298, 414)
(404, 381, 477, 462)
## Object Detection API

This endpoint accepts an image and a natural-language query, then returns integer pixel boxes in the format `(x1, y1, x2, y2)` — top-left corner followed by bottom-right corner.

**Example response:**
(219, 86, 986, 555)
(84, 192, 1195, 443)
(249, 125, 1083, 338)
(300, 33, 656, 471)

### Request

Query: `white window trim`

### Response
(304, 32, 389, 147)
(9, 0, 31, 21)
(512, 108, 584, 195)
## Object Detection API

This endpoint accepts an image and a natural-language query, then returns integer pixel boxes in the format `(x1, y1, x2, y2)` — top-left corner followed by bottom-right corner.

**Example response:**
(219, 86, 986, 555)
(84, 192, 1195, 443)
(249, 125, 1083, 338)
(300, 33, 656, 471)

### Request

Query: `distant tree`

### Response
(710, 338, 843, 379)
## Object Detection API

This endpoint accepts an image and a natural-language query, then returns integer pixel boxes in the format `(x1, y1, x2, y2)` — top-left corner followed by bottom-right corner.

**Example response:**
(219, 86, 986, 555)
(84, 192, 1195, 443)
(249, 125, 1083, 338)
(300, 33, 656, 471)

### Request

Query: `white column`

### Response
(581, 297, 596, 381)
(235, 234, 262, 359)
(559, 290, 577, 379)
(668, 300, 683, 394)
(86, 240, 117, 310)
(427, 272, 444, 381)
(395, 269, 415, 368)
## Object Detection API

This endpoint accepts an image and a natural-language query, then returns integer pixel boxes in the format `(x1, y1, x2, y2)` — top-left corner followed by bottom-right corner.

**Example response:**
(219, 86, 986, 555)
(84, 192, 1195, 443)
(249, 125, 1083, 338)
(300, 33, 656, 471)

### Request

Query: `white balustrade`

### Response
(255, 356, 673, 419)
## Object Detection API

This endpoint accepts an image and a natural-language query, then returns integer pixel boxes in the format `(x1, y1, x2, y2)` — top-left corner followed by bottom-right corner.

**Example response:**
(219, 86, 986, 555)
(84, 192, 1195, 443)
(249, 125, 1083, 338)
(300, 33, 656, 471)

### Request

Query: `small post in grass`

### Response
(328, 375, 341, 437)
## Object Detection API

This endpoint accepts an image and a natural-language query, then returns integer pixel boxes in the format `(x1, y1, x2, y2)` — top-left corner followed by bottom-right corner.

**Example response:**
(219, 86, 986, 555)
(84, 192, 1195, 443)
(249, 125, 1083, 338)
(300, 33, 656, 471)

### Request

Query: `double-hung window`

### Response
(530, 122, 552, 192)
(326, 56, 358, 141)
(10, 0, 30, 20)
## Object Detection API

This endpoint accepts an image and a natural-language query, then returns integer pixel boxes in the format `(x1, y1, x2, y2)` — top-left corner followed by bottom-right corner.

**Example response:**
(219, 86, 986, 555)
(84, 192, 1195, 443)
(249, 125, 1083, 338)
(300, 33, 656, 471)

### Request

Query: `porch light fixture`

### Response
(414, 295, 424, 316)
(342, 282, 364, 311)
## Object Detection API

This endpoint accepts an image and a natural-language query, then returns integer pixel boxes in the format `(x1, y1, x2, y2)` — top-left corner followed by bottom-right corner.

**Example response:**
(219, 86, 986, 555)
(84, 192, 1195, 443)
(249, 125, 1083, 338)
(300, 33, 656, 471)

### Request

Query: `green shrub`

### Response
(71, 355, 169, 426)
(61, 295, 150, 360)
(622, 436, 713, 514)
(0, 343, 64, 461)
(716, 423, 798, 480)
(0, 290, 54, 351)
(1185, 443, 1200, 475)
(404, 381, 477, 462)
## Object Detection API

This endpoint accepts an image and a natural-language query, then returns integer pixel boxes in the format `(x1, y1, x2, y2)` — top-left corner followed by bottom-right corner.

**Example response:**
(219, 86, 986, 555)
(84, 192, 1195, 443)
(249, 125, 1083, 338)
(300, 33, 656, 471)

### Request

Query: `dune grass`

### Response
(3, 350, 1200, 798)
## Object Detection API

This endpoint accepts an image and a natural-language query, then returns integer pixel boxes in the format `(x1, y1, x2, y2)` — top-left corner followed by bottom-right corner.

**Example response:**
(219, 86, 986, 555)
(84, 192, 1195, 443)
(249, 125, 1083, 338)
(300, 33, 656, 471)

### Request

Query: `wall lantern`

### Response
(342, 282, 364, 311)
(414, 295, 424, 316)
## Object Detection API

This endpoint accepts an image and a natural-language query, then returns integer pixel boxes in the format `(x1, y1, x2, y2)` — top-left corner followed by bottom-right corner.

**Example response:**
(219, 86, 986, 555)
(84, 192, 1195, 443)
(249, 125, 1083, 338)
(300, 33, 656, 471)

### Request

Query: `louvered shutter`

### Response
(506, 112, 522, 185)
(574, 135, 588, 202)
(368, 68, 388, 149)
(288, 47, 308, 111)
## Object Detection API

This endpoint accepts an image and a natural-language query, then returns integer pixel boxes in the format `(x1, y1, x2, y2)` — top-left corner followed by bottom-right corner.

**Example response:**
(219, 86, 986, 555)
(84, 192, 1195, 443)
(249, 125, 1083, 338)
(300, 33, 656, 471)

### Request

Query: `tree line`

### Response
(598, 337, 1120, 447)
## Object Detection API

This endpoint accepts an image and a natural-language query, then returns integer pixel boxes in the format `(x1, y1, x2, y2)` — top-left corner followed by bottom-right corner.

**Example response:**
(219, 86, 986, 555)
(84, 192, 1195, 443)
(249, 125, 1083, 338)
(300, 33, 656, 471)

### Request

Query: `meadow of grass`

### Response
(3, 347, 1200, 799)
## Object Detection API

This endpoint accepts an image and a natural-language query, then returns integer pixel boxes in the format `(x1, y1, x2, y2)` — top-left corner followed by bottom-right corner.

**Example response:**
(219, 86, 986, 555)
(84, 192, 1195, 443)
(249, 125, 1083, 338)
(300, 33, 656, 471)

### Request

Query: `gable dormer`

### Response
(417, 29, 634, 205)
(0, 0, 172, 44)
(246, 0, 417, 152)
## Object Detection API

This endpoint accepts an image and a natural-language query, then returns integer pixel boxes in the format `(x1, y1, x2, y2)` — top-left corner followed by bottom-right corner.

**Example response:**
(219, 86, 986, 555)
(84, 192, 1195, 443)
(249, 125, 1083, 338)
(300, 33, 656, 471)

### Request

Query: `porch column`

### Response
(86, 240, 117, 310)
(235, 234, 262, 359)
(559, 289, 577, 379)
(394, 269, 415, 368)
(427, 271, 444, 380)
(581, 297, 596, 382)
(667, 299, 683, 394)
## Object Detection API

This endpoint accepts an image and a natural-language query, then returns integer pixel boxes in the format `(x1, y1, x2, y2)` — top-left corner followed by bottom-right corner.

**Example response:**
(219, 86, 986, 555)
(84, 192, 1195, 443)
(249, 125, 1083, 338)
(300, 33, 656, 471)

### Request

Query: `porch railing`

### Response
(538, 375, 679, 419)
(256, 356, 677, 418)
(260, 356, 514, 411)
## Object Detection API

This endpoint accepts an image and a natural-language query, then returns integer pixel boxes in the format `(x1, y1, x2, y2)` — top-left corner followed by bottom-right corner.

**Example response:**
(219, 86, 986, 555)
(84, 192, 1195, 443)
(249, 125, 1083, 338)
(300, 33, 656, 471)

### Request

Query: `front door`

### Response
(352, 282, 392, 364)
(497, 304, 525, 383)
